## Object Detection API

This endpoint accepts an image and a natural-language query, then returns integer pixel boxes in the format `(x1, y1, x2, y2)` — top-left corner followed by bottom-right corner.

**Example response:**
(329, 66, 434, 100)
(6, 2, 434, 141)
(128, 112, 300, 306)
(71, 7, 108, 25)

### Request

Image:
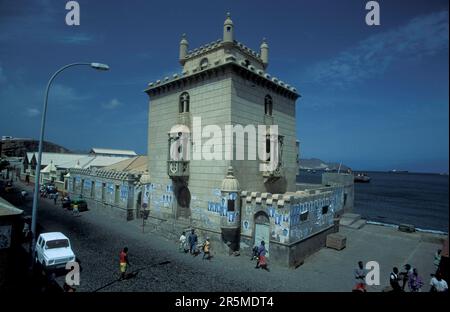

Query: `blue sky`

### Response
(0, 0, 448, 173)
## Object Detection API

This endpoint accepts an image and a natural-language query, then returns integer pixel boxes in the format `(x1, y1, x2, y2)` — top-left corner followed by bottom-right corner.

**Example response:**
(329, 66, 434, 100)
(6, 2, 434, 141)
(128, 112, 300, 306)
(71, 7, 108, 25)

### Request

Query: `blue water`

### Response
(297, 171, 449, 232)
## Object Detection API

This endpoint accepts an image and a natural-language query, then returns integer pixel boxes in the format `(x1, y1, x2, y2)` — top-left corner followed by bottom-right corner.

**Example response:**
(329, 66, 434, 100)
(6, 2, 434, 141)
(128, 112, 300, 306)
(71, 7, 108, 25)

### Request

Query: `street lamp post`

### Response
(30, 62, 109, 265)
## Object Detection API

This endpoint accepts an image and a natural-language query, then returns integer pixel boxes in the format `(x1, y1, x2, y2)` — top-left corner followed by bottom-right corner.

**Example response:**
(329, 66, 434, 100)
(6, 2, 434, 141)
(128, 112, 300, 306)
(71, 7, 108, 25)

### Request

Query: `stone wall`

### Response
(68, 169, 138, 220)
(322, 173, 354, 215)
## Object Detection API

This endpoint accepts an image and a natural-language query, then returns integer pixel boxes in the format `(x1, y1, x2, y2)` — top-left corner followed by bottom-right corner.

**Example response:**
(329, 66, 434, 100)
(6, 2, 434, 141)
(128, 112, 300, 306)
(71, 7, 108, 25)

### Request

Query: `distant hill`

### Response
(299, 158, 351, 171)
(0, 138, 71, 157)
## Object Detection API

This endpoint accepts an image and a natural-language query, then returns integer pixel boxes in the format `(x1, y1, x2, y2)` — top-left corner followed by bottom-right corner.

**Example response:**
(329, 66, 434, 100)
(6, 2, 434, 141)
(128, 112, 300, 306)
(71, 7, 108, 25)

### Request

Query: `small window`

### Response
(264, 95, 273, 116)
(244, 59, 250, 67)
(179, 92, 190, 113)
(344, 193, 348, 206)
(300, 211, 308, 221)
(226, 26, 231, 32)
(227, 199, 235, 212)
(322, 206, 329, 215)
(266, 137, 271, 161)
(200, 58, 209, 69)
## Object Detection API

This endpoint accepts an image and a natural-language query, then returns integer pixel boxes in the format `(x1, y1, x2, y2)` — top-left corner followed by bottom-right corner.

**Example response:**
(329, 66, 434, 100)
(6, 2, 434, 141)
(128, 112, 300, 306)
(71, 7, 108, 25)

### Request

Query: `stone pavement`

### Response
(6, 179, 446, 292)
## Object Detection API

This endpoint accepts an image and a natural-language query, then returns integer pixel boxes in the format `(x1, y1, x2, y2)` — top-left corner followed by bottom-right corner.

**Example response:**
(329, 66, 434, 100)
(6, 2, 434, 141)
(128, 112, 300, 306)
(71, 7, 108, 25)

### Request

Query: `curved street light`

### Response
(30, 62, 110, 263)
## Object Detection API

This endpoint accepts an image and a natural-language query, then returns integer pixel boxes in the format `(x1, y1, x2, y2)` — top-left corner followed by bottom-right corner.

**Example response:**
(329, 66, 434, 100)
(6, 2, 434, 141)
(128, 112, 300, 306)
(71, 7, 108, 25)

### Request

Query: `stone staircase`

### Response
(339, 213, 366, 229)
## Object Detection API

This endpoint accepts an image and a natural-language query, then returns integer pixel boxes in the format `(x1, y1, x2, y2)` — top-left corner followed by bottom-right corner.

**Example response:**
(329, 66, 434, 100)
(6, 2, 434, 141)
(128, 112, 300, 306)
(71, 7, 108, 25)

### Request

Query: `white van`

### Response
(35, 232, 76, 269)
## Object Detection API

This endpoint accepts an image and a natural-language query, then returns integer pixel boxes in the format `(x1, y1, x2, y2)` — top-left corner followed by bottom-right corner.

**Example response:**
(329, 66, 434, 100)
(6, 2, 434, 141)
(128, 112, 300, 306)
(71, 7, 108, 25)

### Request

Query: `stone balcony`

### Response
(261, 161, 283, 180)
(167, 160, 190, 178)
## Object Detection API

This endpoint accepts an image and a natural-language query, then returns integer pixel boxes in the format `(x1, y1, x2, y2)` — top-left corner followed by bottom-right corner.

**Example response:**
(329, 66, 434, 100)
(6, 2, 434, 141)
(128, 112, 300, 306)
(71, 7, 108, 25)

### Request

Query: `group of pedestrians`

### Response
(353, 248, 448, 292)
(389, 264, 424, 292)
(389, 249, 447, 292)
(179, 229, 211, 260)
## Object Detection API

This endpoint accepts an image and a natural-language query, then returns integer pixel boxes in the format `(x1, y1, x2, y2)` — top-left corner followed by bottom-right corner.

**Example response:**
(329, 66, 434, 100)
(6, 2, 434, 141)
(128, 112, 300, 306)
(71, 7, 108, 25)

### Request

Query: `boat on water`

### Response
(390, 169, 409, 174)
(354, 173, 371, 183)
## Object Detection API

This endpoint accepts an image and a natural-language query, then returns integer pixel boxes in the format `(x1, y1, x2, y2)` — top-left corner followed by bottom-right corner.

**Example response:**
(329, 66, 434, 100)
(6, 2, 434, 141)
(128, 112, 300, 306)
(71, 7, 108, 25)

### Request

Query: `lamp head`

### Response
(90, 63, 110, 71)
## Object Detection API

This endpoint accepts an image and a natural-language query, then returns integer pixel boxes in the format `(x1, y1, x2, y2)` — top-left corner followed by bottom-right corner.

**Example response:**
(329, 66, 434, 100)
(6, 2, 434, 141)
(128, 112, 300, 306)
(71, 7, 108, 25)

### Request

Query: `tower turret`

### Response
(260, 38, 269, 68)
(179, 33, 189, 65)
(223, 12, 234, 47)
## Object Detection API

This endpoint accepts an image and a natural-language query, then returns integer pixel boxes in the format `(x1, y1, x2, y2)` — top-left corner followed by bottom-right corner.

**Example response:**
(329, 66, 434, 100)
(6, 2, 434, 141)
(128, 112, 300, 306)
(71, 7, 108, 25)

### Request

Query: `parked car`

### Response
(34, 232, 76, 270)
(70, 198, 88, 212)
(62, 196, 71, 209)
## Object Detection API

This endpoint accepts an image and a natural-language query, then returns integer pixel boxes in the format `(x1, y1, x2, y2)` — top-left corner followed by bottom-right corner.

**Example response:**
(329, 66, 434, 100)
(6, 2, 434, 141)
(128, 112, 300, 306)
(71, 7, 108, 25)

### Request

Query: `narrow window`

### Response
(227, 199, 235, 212)
(90, 181, 95, 197)
(322, 206, 329, 215)
(115, 185, 120, 204)
(102, 183, 106, 201)
(179, 92, 190, 113)
(266, 137, 271, 162)
(264, 95, 273, 116)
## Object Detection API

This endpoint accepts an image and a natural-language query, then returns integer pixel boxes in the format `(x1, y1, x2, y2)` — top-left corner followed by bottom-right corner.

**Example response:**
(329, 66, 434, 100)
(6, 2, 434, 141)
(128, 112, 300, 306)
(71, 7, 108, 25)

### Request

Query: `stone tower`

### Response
(144, 14, 299, 248)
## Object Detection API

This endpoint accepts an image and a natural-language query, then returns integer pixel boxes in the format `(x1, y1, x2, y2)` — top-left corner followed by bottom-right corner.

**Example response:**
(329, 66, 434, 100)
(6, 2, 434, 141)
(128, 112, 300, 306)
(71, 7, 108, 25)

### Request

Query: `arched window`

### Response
(200, 58, 209, 69)
(179, 92, 190, 113)
(264, 95, 273, 116)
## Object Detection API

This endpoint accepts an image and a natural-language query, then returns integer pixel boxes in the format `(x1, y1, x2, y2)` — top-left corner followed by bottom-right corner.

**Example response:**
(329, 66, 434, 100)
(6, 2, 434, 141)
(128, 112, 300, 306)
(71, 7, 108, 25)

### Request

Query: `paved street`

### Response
(4, 179, 445, 292)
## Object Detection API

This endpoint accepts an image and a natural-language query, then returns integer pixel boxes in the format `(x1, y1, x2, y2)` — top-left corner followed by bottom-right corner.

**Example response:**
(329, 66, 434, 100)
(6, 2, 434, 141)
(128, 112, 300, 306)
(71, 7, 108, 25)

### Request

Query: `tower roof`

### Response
(180, 33, 188, 45)
(260, 38, 269, 49)
(224, 12, 233, 26)
(221, 166, 240, 192)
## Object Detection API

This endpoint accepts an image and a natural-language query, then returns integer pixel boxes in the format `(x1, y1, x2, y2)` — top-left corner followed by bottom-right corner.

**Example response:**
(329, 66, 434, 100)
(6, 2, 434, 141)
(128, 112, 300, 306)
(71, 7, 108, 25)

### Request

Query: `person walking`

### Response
(188, 229, 198, 255)
(72, 204, 80, 217)
(400, 264, 413, 291)
(353, 261, 367, 292)
(119, 247, 130, 280)
(255, 241, 269, 271)
(179, 231, 187, 253)
(408, 268, 424, 292)
(202, 238, 211, 260)
(389, 267, 402, 292)
(53, 192, 59, 205)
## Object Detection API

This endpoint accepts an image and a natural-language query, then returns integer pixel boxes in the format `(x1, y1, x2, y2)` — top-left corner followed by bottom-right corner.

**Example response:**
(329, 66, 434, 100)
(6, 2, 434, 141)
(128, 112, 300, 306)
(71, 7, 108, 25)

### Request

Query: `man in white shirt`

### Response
(430, 272, 448, 292)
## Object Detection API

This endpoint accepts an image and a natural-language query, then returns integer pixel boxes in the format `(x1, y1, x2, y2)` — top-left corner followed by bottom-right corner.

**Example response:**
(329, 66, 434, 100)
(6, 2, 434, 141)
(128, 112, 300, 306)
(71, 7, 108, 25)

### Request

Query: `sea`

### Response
(297, 171, 449, 233)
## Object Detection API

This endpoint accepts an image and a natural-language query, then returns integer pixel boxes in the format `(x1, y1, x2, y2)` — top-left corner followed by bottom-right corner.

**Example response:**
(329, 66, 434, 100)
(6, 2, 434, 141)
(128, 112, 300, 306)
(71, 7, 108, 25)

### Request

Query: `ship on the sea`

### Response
(354, 173, 371, 183)
(389, 169, 409, 174)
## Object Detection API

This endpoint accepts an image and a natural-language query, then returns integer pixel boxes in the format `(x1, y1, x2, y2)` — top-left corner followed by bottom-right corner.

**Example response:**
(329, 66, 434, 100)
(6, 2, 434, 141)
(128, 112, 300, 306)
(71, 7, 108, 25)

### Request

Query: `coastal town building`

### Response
(67, 156, 148, 220)
(20, 150, 137, 194)
(67, 14, 354, 267)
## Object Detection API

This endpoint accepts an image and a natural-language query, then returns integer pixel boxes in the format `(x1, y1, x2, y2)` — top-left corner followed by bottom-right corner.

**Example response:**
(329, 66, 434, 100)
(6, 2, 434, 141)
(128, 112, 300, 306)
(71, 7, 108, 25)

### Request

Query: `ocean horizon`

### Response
(297, 171, 449, 233)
